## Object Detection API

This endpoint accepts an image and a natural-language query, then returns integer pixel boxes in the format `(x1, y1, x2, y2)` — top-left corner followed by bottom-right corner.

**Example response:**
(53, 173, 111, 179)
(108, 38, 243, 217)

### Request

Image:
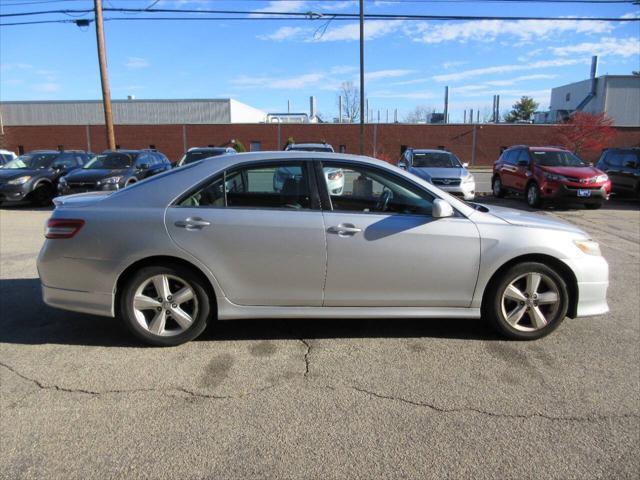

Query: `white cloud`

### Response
(410, 19, 614, 44)
(432, 58, 588, 82)
(232, 72, 325, 90)
(485, 74, 558, 87)
(125, 57, 150, 69)
(442, 61, 467, 70)
(365, 69, 414, 81)
(551, 37, 640, 58)
(317, 20, 403, 41)
(251, 1, 308, 16)
(258, 26, 307, 41)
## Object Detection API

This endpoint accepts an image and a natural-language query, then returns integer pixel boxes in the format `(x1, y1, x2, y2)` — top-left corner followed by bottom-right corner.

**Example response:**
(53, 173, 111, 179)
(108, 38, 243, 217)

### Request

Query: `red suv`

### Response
(492, 146, 611, 209)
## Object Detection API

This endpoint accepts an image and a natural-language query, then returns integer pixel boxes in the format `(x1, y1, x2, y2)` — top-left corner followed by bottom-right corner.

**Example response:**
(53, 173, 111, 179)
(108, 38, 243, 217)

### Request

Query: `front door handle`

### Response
(327, 223, 362, 236)
(174, 217, 211, 230)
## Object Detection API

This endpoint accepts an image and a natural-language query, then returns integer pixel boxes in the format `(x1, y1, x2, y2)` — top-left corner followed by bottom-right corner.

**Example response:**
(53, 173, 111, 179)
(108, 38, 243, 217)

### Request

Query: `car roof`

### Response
(288, 143, 332, 148)
(506, 145, 568, 152)
(188, 147, 230, 152)
(411, 149, 451, 154)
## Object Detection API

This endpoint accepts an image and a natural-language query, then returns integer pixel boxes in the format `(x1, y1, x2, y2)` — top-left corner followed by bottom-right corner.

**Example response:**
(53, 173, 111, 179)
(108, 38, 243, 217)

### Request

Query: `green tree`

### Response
(504, 96, 539, 123)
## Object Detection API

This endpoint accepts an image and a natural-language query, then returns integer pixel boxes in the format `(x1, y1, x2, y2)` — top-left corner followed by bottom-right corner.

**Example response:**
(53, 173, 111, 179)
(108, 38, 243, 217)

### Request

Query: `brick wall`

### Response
(3, 123, 639, 166)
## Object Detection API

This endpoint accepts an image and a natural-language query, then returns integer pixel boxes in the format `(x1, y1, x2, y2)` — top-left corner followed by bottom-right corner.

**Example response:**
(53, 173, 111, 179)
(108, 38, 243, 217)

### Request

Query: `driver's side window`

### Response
(322, 163, 433, 216)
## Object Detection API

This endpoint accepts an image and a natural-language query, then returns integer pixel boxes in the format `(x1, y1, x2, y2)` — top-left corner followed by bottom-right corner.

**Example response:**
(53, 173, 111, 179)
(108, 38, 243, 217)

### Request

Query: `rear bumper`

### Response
(42, 283, 114, 317)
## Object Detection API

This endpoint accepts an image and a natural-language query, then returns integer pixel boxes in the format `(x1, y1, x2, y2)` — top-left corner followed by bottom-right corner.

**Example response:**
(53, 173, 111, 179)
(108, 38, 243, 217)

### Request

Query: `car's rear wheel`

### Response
(526, 182, 541, 208)
(492, 176, 505, 198)
(483, 262, 568, 340)
(119, 264, 211, 346)
(585, 202, 602, 210)
(31, 183, 53, 206)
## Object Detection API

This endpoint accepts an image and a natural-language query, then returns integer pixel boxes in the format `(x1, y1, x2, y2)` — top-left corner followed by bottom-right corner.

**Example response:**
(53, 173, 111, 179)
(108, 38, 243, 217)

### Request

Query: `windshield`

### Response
(413, 152, 460, 168)
(84, 153, 134, 169)
(532, 150, 587, 167)
(0, 153, 14, 164)
(182, 150, 226, 165)
(3, 153, 58, 169)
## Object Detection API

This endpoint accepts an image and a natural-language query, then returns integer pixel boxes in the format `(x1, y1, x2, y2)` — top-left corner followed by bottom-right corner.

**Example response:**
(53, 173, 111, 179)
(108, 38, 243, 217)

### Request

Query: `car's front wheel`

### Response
(526, 182, 541, 208)
(30, 183, 54, 206)
(492, 175, 505, 198)
(484, 262, 568, 340)
(119, 264, 212, 346)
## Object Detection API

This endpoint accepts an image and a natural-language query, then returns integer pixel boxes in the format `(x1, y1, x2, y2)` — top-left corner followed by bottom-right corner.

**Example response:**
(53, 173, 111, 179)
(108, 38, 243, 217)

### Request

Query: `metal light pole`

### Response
(359, 0, 365, 154)
(94, 0, 115, 150)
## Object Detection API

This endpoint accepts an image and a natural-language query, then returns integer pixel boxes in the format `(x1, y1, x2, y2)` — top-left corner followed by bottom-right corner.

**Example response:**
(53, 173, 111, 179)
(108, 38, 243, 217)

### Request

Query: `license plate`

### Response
(577, 189, 591, 197)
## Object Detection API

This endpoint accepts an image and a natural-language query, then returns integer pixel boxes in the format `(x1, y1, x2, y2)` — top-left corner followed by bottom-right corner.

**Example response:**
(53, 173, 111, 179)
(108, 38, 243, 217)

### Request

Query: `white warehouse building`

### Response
(536, 75, 640, 127)
(0, 98, 267, 125)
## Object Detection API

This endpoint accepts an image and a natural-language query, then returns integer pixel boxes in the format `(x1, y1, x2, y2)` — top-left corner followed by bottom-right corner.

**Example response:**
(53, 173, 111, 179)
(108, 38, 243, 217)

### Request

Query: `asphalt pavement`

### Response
(0, 197, 638, 479)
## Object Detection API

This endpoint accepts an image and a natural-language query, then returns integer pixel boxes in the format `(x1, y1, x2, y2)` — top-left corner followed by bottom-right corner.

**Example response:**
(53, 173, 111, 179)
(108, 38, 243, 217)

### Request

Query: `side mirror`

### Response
(517, 160, 529, 167)
(398, 161, 408, 170)
(138, 163, 149, 170)
(432, 199, 454, 219)
(462, 162, 469, 168)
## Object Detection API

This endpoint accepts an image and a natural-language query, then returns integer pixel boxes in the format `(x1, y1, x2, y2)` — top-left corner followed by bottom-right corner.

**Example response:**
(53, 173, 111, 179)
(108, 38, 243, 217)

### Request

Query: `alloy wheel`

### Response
(132, 274, 198, 337)
(500, 272, 560, 332)
(527, 184, 538, 206)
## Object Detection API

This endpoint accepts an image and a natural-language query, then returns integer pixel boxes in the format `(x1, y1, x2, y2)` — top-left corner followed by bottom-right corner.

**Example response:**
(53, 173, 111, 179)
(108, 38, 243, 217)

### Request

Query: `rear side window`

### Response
(178, 162, 313, 210)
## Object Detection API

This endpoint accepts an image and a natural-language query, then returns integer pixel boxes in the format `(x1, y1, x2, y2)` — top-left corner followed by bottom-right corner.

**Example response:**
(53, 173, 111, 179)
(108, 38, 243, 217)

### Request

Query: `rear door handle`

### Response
(174, 217, 211, 230)
(327, 224, 362, 236)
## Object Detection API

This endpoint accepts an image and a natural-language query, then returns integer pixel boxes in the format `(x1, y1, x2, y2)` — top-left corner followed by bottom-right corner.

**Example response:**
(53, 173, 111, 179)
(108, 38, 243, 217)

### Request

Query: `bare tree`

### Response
(403, 105, 436, 123)
(337, 81, 360, 123)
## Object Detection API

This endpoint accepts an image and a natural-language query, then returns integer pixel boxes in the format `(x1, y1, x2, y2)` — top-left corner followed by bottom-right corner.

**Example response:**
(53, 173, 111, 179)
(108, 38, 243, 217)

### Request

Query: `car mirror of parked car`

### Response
(397, 161, 408, 170)
(517, 160, 529, 167)
(432, 198, 454, 219)
(138, 163, 150, 170)
(462, 162, 469, 168)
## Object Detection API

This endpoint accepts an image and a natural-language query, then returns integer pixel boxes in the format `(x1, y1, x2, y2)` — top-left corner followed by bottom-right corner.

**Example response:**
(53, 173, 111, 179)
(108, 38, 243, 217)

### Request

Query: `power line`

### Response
(2, 6, 639, 20)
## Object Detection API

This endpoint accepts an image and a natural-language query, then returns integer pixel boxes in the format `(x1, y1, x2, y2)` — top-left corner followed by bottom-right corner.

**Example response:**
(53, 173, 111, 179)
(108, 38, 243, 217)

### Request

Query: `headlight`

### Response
(594, 174, 608, 183)
(100, 176, 122, 185)
(7, 175, 31, 185)
(545, 173, 568, 182)
(59, 177, 67, 184)
(574, 239, 601, 256)
(462, 174, 475, 184)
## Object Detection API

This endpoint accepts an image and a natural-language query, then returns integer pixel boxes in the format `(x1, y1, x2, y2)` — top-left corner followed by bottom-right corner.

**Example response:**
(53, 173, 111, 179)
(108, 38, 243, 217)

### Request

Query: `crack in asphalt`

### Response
(4, 360, 639, 424)
(0, 361, 277, 401)
(332, 385, 640, 423)
(299, 338, 311, 378)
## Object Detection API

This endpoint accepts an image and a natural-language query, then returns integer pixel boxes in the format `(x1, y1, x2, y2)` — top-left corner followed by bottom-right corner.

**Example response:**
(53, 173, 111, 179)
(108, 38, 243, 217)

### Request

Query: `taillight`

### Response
(45, 219, 85, 239)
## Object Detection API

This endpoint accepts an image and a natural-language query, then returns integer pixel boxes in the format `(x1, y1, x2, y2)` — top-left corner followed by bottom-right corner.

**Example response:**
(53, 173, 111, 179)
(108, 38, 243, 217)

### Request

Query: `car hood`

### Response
(410, 167, 466, 179)
(53, 191, 112, 208)
(538, 165, 602, 178)
(481, 204, 585, 234)
(0, 168, 41, 181)
(64, 168, 129, 182)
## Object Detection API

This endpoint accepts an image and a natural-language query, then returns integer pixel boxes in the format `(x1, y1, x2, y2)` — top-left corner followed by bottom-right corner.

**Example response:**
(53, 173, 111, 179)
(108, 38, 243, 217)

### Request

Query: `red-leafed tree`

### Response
(551, 112, 617, 158)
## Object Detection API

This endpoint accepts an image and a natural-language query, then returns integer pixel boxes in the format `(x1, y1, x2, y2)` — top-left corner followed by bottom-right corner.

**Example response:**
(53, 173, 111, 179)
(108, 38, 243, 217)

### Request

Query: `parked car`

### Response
(492, 145, 611, 209)
(0, 150, 90, 205)
(177, 147, 236, 167)
(0, 149, 17, 166)
(398, 148, 475, 200)
(58, 149, 171, 195)
(279, 142, 344, 194)
(39, 152, 608, 346)
(595, 147, 639, 197)
(285, 142, 334, 153)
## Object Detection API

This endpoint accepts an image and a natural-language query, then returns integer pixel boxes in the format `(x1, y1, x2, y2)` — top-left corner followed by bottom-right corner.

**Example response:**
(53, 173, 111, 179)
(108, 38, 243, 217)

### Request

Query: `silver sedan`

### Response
(37, 152, 609, 346)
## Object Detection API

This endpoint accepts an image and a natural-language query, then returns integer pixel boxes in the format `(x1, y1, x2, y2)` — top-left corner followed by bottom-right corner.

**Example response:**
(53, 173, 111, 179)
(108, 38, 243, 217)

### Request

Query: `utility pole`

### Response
(94, 0, 115, 150)
(359, 0, 365, 154)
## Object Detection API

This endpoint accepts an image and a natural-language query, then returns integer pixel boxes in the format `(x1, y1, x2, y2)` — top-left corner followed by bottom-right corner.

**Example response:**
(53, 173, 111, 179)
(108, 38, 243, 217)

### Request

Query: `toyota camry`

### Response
(37, 152, 609, 346)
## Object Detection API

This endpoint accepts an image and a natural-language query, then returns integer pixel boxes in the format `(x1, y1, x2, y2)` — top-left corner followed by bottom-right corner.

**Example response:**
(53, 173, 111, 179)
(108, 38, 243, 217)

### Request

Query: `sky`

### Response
(0, 0, 639, 122)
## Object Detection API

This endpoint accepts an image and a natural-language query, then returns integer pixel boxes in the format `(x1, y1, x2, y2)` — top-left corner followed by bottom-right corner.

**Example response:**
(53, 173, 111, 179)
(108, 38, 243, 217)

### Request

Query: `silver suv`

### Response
(399, 149, 475, 200)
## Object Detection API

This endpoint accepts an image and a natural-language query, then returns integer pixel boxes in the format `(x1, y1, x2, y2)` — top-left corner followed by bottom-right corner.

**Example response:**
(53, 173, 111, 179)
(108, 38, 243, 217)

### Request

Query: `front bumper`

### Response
(562, 254, 609, 317)
(541, 182, 610, 203)
(0, 183, 30, 202)
(439, 182, 476, 200)
(59, 182, 121, 195)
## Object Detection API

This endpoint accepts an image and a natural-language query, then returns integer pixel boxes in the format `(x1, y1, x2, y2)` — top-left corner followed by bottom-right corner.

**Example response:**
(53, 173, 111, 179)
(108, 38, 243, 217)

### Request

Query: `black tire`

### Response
(585, 202, 602, 210)
(483, 261, 569, 340)
(119, 264, 212, 346)
(526, 182, 541, 208)
(492, 175, 505, 198)
(30, 183, 54, 206)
